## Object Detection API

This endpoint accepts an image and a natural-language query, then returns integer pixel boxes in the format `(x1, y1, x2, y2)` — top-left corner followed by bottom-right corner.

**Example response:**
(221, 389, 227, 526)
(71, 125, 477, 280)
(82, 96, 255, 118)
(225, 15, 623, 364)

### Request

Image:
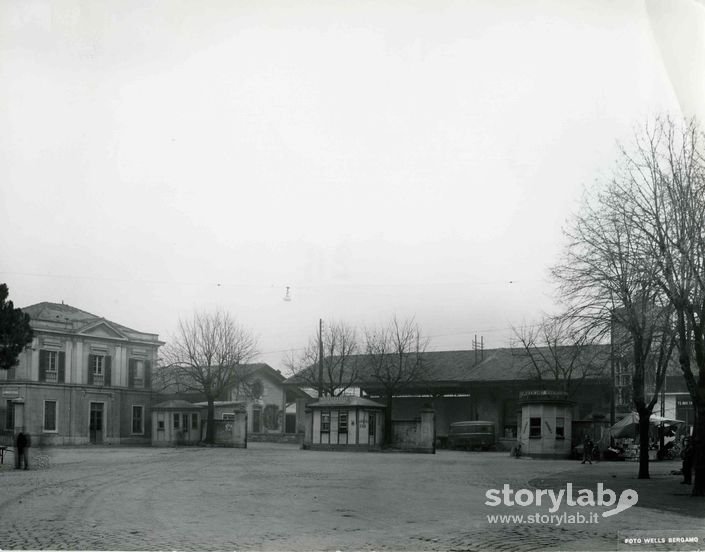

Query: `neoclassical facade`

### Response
(0, 302, 163, 446)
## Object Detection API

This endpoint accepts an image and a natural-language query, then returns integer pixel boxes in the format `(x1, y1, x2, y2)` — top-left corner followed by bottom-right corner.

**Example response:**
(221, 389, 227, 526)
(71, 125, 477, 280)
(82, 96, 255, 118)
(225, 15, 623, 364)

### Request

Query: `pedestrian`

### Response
(681, 438, 694, 484)
(15, 429, 30, 470)
(581, 433, 593, 464)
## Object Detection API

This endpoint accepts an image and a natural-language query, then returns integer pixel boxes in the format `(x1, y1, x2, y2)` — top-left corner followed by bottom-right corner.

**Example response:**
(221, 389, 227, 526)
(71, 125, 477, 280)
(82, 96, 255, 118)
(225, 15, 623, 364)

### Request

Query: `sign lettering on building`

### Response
(676, 396, 693, 408)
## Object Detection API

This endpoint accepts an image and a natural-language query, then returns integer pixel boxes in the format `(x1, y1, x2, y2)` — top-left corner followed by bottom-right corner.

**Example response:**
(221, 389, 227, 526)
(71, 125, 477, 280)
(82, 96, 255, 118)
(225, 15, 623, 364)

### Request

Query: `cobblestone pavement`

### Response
(0, 445, 701, 551)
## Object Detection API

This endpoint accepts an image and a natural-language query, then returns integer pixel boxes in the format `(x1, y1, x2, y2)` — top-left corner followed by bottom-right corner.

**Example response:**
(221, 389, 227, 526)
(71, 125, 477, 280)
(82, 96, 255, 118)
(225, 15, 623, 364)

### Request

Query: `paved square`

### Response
(0, 444, 700, 551)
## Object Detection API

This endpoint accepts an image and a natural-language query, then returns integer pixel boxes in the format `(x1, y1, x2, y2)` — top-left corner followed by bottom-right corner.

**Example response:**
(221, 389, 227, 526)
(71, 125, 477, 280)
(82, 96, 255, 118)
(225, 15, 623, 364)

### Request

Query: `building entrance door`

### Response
(252, 408, 261, 433)
(89, 402, 104, 444)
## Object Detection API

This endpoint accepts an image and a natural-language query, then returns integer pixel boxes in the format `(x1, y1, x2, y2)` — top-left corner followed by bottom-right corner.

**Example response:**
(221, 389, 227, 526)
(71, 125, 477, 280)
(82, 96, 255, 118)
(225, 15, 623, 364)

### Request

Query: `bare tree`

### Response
(511, 314, 610, 397)
(159, 310, 258, 444)
(285, 320, 361, 397)
(363, 316, 429, 446)
(611, 117, 705, 493)
(552, 118, 688, 480)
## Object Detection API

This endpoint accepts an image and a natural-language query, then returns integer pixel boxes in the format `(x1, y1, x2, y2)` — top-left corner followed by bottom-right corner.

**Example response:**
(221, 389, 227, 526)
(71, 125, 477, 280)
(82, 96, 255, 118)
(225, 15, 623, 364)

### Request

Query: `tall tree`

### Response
(363, 316, 429, 446)
(285, 320, 360, 397)
(0, 284, 33, 371)
(611, 117, 705, 493)
(553, 117, 694, 481)
(159, 310, 258, 444)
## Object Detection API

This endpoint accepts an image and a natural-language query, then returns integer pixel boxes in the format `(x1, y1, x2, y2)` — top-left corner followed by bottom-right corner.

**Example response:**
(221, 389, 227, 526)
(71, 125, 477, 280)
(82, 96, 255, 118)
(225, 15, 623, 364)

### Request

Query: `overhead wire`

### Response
(0, 270, 547, 289)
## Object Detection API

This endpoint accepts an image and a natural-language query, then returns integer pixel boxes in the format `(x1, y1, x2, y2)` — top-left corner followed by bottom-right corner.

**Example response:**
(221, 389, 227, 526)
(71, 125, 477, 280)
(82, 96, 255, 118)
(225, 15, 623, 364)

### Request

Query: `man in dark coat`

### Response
(15, 430, 30, 470)
(581, 433, 593, 464)
(681, 438, 694, 484)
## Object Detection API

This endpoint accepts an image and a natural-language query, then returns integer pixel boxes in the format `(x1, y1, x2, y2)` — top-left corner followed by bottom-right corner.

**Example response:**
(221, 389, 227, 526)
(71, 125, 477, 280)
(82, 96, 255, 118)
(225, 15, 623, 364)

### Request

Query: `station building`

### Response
(286, 346, 615, 452)
(0, 302, 162, 446)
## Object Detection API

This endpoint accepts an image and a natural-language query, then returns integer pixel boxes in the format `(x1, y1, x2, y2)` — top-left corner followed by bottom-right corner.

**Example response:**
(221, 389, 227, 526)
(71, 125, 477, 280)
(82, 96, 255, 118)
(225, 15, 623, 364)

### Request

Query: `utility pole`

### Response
(318, 318, 324, 397)
(473, 335, 485, 364)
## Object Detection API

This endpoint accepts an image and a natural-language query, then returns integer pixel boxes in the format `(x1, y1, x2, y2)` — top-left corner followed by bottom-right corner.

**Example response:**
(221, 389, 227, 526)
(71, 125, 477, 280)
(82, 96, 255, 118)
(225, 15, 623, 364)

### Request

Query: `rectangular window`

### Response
(158, 420, 165, 430)
(91, 355, 105, 386)
(183, 414, 189, 429)
(339, 412, 348, 433)
(321, 411, 331, 433)
(529, 417, 541, 438)
(47, 351, 58, 371)
(555, 417, 565, 439)
(92, 355, 104, 375)
(191, 413, 198, 430)
(174, 414, 180, 429)
(132, 406, 144, 434)
(5, 400, 14, 430)
(134, 360, 144, 387)
(45, 351, 58, 382)
(44, 400, 57, 432)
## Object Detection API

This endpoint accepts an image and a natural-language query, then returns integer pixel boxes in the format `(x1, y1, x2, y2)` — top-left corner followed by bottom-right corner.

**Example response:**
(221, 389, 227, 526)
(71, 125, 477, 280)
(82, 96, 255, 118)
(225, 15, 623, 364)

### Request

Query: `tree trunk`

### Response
(384, 393, 393, 447)
(205, 399, 215, 444)
(693, 401, 705, 496)
(637, 406, 651, 479)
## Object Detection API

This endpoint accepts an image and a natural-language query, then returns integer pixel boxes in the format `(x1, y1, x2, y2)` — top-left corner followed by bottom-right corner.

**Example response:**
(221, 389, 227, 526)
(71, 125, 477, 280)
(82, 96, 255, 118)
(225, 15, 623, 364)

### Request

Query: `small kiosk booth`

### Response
(303, 397, 385, 451)
(151, 400, 202, 447)
(518, 390, 574, 459)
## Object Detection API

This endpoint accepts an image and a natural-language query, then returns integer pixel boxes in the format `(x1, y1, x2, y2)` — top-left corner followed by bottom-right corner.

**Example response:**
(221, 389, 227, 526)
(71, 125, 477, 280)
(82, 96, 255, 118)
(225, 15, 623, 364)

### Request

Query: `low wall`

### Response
(248, 433, 302, 444)
(208, 411, 247, 448)
(304, 443, 382, 452)
(390, 408, 435, 454)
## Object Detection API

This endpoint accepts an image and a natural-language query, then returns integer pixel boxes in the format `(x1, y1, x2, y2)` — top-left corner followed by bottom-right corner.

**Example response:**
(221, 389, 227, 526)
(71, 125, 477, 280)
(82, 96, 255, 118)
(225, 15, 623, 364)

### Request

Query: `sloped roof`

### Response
(308, 396, 386, 409)
(192, 401, 247, 408)
(248, 363, 286, 383)
(21, 301, 162, 343)
(284, 345, 611, 388)
(155, 362, 309, 402)
(153, 400, 202, 410)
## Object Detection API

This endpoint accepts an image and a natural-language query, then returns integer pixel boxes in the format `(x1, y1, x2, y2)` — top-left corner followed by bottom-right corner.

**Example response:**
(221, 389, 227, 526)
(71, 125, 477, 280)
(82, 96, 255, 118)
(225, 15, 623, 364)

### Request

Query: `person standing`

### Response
(582, 433, 593, 464)
(15, 430, 30, 470)
(681, 438, 694, 484)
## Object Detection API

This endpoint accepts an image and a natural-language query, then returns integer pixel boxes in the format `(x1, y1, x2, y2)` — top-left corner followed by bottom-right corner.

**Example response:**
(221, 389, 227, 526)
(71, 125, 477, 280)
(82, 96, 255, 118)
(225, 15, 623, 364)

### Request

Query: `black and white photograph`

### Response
(1, 1, 705, 551)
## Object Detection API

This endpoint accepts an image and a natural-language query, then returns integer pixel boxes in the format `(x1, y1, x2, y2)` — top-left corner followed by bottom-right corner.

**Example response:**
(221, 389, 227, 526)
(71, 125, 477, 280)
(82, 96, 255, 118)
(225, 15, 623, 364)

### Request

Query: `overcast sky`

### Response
(2, 0, 703, 371)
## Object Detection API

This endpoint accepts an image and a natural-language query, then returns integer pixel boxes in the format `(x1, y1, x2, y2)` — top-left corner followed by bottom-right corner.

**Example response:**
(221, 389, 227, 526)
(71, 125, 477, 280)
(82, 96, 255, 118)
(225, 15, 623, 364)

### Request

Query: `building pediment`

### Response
(77, 320, 128, 340)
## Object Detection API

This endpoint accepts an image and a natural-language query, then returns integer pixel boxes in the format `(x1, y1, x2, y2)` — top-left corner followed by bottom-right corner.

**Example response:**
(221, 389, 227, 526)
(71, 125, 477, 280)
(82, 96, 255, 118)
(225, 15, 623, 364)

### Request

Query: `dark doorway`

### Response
(252, 407, 261, 433)
(285, 413, 297, 434)
(89, 402, 104, 444)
